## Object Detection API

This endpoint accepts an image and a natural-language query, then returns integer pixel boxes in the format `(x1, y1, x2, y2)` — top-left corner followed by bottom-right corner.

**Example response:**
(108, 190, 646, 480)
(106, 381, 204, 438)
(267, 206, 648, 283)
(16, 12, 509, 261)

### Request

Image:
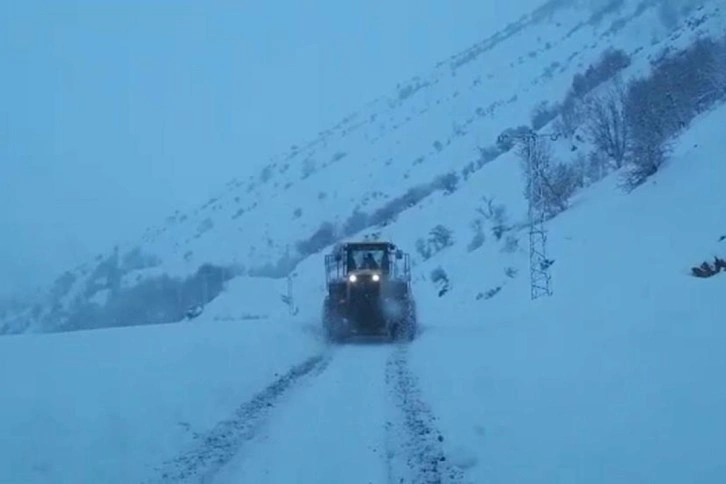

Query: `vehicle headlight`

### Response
(349, 274, 357, 283)
(372, 273, 380, 282)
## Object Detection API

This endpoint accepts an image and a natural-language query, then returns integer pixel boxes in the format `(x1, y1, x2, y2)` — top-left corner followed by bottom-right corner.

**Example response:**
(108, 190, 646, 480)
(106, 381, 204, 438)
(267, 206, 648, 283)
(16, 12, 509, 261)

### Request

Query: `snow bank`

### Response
(0, 316, 323, 484)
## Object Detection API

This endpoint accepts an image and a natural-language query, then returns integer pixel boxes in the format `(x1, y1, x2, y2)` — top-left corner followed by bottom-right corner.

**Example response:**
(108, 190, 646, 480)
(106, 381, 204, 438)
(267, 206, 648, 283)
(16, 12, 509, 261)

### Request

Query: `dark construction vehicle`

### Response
(322, 241, 417, 342)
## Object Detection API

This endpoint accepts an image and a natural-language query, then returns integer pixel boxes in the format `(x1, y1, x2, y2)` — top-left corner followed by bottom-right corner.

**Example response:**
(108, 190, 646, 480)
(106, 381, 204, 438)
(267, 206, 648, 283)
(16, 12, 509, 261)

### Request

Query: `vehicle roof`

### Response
(342, 241, 394, 250)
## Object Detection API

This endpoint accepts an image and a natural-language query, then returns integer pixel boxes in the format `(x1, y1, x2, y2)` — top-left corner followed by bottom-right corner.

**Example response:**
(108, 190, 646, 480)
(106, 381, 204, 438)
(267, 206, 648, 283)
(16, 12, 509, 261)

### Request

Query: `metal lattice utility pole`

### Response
(500, 129, 560, 300)
(526, 132, 552, 300)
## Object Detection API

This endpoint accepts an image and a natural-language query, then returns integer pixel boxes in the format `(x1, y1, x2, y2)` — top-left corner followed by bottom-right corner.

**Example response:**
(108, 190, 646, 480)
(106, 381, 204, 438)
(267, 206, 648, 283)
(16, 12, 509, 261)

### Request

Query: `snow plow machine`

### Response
(322, 241, 417, 343)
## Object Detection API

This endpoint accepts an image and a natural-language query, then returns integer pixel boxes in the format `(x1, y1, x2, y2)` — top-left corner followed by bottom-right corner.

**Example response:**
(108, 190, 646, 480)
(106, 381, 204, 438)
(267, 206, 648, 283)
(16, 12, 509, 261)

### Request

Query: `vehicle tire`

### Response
(388, 320, 400, 342)
(323, 298, 346, 343)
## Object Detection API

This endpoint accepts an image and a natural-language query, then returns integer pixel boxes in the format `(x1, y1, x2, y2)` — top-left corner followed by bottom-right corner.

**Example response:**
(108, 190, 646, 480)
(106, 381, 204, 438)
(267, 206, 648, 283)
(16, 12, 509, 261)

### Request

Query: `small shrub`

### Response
(259, 165, 273, 183)
(430, 267, 450, 297)
(429, 225, 454, 252)
(477, 197, 508, 240)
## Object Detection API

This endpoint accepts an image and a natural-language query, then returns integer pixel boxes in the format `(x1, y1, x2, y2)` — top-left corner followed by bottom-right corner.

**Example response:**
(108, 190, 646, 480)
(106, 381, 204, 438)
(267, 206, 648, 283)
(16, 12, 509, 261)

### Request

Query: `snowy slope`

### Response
(1, 1, 725, 482)
(3, 0, 724, 334)
(407, 102, 726, 483)
(2, 53, 725, 484)
(1, 102, 723, 483)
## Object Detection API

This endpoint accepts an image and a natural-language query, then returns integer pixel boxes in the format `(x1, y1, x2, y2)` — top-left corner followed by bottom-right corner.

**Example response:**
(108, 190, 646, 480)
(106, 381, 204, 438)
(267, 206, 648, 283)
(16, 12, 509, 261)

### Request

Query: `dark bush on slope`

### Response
(49, 271, 77, 301)
(555, 48, 632, 136)
(295, 222, 337, 257)
(430, 267, 450, 297)
(571, 48, 631, 98)
(56, 263, 237, 332)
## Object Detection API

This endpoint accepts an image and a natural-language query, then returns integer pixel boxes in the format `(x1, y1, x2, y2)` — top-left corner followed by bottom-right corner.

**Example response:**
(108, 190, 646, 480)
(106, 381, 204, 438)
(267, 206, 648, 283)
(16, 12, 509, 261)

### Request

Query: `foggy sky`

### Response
(0, 0, 535, 297)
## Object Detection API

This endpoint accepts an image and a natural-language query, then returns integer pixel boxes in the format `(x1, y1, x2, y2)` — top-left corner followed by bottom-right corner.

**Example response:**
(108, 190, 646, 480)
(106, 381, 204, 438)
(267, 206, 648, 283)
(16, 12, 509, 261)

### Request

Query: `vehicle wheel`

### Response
(323, 300, 346, 343)
(388, 321, 400, 341)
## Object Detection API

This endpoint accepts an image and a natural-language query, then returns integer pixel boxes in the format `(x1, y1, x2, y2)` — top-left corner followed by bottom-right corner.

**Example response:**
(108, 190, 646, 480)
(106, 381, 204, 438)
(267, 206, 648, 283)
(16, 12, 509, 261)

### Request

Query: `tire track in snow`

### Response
(212, 343, 393, 484)
(385, 344, 464, 484)
(148, 351, 333, 483)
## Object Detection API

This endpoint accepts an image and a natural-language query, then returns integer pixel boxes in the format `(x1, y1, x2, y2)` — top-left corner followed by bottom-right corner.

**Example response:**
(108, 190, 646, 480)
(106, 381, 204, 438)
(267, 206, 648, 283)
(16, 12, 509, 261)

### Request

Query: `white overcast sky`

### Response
(0, 0, 538, 297)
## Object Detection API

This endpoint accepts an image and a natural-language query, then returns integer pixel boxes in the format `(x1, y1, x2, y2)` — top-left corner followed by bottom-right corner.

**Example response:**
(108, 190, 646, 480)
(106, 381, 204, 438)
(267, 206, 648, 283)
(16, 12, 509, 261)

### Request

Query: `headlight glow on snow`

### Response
(372, 273, 380, 282)
(349, 274, 357, 283)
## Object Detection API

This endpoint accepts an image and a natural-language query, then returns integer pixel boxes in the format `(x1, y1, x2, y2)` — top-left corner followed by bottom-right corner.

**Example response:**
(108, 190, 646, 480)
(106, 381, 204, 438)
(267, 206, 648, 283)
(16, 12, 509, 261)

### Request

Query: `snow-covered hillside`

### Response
(2, 0, 724, 334)
(2, 92, 724, 484)
(2, 0, 726, 482)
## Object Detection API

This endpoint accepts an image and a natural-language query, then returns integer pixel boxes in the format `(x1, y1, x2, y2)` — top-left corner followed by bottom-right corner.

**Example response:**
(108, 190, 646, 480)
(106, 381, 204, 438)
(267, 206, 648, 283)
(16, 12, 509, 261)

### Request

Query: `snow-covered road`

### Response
(212, 344, 391, 484)
(151, 342, 462, 484)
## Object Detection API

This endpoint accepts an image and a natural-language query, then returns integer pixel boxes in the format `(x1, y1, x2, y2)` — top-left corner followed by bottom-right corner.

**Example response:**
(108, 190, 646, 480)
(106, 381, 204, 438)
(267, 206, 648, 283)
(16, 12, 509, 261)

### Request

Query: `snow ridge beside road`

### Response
(150, 351, 334, 483)
(154, 341, 462, 484)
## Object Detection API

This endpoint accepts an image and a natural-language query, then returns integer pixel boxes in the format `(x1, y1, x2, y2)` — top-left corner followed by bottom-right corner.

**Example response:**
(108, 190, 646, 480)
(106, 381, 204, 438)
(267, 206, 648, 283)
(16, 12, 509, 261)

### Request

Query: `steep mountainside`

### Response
(2, 75, 725, 484)
(2, 1, 726, 481)
(1, 0, 724, 333)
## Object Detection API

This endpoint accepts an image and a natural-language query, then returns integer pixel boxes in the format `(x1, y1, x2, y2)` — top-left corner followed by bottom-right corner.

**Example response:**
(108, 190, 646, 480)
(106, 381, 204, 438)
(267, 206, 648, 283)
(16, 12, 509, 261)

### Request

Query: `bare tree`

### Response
(622, 140, 672, 190)
(476, 196, 508, 240)
(585, 80, 629, 168)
